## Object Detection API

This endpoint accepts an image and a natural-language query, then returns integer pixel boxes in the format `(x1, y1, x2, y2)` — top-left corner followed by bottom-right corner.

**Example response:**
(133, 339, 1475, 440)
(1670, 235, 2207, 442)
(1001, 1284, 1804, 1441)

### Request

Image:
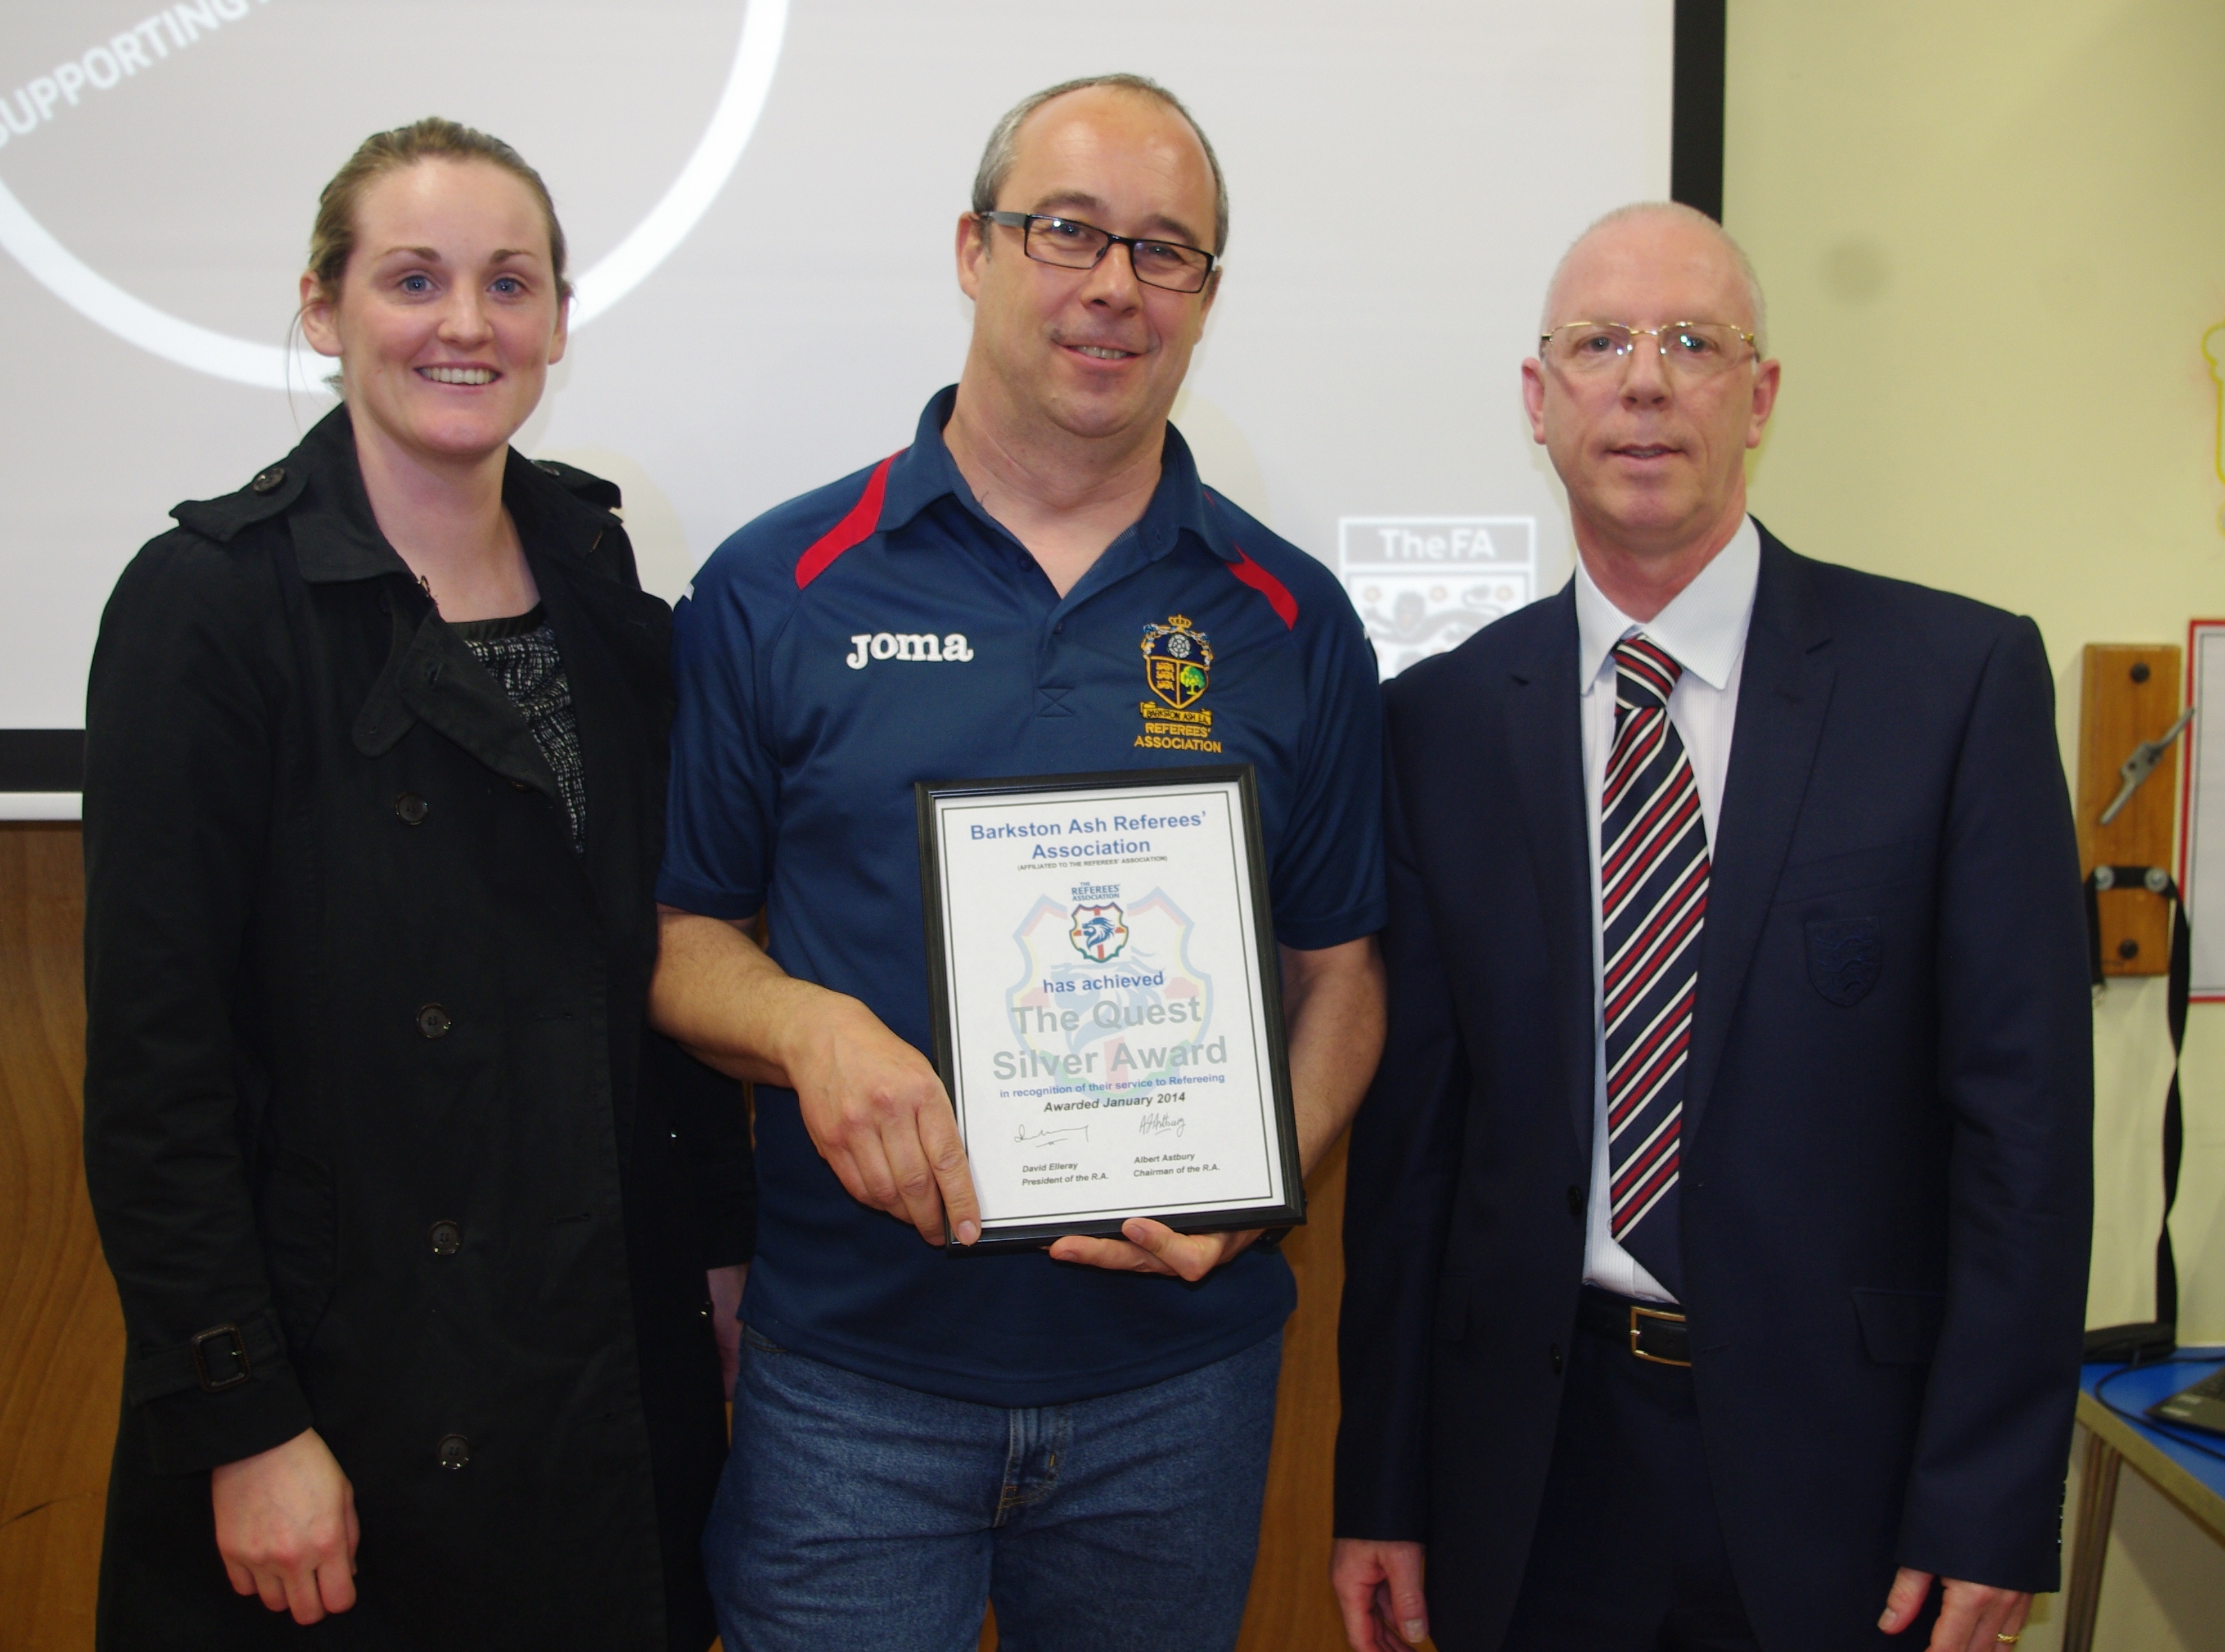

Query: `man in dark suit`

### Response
(1329, 202, 2092, 1652)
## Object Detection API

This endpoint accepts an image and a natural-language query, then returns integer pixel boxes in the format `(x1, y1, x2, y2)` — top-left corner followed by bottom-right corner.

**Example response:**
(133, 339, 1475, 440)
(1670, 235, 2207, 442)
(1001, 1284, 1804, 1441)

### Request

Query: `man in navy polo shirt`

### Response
(654, 73, 1387, 1651)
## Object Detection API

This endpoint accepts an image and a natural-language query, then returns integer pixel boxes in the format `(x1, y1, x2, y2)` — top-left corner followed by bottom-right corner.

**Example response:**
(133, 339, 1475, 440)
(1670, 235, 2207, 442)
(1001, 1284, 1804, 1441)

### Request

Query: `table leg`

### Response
(2061, 1428, 2123, 1652)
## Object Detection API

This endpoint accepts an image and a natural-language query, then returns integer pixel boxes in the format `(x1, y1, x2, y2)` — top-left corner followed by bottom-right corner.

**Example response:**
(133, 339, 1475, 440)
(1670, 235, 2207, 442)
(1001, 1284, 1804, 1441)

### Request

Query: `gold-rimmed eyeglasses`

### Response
(978, 211, 1217, 295)
(1541, 321, 1758, 378)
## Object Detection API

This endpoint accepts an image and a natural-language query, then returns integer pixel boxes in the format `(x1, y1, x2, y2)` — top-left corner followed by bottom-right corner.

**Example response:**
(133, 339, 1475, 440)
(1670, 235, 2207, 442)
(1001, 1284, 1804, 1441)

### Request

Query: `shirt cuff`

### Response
(1273, 899, 1390, 954)
(654, 870, 765, 921)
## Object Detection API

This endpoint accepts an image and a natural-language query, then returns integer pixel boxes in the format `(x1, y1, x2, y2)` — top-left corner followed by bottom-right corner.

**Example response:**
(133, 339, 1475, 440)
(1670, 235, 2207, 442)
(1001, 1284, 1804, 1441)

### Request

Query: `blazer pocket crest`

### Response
(1806, 916, 1882, 1006)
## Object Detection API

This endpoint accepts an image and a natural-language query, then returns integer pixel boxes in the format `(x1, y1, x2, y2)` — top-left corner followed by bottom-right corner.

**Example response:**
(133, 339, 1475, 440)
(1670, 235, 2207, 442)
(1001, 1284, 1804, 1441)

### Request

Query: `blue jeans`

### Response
(704, 1324, 1283, 1652)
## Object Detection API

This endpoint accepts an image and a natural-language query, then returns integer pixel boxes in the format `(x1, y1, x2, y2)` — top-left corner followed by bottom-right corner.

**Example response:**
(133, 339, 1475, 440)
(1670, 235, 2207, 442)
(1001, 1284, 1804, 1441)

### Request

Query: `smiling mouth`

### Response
(419, 366, 497, 386)
(1064, 343, 1139, 361)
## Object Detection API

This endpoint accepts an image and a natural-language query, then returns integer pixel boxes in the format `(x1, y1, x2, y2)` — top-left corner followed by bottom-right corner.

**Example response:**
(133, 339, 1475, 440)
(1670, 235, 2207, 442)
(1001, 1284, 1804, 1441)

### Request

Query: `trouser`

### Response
(1499, 1288, 1945, 1652)
(1500, 1288, 1762, 1651)
(704, 1325, 1282, 1652)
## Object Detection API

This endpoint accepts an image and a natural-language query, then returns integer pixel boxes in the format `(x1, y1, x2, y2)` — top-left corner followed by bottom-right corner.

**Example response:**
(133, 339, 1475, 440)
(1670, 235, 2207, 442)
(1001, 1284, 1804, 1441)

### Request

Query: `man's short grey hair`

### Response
(971, 73, 1230, 256)
(1541, 201, 1767, 352)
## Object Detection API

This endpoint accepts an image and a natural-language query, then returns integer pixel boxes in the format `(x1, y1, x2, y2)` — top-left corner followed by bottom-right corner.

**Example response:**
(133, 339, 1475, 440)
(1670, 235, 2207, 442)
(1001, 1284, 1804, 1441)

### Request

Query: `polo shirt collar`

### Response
(879, 384, 1240, 565)
(1575, 514, 1760, 693)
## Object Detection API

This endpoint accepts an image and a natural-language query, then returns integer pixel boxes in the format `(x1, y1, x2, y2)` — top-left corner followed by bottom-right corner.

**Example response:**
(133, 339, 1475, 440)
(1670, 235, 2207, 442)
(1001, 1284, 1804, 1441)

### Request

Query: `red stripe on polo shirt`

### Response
(1228, 550, 1298, 629)
(794, 453, 900, 590)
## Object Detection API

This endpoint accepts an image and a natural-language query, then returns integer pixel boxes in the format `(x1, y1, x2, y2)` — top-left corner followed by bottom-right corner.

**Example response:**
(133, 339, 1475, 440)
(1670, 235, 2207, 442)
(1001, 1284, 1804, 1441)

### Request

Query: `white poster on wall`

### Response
(0, 0, 1673, 809)
(2180, 622, 2225, 998)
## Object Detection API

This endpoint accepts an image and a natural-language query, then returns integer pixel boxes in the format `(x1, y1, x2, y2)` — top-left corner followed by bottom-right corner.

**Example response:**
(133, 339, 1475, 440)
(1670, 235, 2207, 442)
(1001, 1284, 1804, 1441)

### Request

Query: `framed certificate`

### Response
(915, 765, 1305, 1252)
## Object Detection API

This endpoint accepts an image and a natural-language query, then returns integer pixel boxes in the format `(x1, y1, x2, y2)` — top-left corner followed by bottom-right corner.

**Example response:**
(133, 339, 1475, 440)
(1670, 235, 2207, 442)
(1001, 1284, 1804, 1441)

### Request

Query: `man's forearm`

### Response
(655, 909, 978, 1245)
(1282, 936, 1388, 1174)
(652, 907, 835, 1088)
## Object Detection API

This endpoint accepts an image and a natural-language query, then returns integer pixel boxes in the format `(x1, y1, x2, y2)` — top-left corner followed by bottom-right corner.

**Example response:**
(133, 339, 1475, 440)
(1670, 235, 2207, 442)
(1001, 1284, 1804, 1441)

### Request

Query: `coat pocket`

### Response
(1852, 1286, 1945, 1365)
(1774, 840, 1918, 904)
(259, 1150, 339, 1356)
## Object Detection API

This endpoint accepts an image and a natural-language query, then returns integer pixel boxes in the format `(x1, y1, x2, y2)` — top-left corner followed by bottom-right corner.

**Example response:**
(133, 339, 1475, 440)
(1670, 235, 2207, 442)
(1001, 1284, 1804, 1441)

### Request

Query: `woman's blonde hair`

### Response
(306, 116, 571, 303)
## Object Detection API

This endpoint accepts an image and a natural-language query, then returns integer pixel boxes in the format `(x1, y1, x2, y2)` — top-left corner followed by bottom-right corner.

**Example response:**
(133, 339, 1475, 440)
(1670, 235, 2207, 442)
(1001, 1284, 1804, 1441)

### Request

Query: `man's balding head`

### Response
(973, 74, 1229, 256)
(1541, 202, 1767, 351)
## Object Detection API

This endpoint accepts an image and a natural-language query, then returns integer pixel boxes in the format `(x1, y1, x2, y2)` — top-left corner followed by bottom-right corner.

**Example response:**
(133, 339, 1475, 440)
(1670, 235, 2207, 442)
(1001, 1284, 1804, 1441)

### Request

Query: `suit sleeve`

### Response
(81, 534, 317, 1475)
(1334, 692, 1472, 1541)
(1896, 615, 2093, 1590)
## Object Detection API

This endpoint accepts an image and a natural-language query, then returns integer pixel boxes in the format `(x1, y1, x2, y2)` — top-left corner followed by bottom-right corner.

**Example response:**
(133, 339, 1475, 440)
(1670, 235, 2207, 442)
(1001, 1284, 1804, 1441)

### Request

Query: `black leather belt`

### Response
(1578, 1286, 1691, 1367)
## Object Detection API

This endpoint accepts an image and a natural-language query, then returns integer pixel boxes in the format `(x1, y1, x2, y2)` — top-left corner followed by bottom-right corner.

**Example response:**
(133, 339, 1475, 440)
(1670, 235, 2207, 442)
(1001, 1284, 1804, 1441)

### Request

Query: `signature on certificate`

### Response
(1136, 1112, 1187, 1139)
(1014, 1123, 1089, 1146)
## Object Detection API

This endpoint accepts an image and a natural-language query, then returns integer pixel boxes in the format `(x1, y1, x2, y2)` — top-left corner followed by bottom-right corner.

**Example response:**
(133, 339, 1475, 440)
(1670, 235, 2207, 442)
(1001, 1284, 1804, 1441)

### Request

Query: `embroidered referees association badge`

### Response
(1136, 616, 1223, 753)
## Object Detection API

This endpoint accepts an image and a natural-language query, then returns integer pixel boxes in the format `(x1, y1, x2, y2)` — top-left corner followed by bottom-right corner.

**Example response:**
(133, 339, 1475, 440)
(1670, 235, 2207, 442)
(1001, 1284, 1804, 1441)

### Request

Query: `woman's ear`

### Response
(299, 271, 342, 359)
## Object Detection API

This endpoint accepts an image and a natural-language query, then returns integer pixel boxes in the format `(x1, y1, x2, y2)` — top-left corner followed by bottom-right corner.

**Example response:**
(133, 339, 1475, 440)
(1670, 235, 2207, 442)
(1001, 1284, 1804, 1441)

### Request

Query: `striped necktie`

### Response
(1601, 635, 1708, 1299)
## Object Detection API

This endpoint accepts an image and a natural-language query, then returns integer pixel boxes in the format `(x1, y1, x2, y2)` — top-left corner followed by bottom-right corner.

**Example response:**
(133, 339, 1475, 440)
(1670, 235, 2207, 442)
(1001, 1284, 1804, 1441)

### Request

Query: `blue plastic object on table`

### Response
(2080, 1348, 2225, 1507)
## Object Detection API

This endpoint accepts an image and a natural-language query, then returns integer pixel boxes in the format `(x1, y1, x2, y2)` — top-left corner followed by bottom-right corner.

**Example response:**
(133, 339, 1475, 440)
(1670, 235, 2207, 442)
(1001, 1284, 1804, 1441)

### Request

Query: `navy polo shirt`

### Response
(660, 386, 1386, 1407)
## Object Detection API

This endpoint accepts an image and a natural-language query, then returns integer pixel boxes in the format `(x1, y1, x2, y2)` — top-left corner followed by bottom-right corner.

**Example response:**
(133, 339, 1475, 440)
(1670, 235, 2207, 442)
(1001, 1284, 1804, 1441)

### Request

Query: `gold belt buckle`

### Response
(1629, 1305, 1692, 1368)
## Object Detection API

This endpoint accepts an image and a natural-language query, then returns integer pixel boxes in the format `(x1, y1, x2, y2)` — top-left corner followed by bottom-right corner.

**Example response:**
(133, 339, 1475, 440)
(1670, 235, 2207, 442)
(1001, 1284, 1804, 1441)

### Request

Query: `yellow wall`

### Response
(1726, 1, 2225, 1643)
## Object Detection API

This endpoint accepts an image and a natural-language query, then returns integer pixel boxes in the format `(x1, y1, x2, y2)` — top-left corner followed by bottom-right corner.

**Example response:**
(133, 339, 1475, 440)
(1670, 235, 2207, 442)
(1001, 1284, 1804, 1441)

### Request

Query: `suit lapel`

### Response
(1501, 585, 1600, 1157)
(1683, 531, 1835, 1146)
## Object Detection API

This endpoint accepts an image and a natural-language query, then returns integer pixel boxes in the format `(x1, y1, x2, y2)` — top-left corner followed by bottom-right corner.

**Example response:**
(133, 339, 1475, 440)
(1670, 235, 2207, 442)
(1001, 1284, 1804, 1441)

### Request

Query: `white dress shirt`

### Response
(1575, 517, 1760, 1302)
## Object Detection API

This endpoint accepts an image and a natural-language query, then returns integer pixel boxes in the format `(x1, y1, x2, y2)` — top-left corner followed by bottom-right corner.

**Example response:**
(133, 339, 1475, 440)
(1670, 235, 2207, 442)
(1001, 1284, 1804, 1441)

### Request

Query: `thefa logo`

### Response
(1069, 902, 1129, 963)
(1140, 615, 1212, 710)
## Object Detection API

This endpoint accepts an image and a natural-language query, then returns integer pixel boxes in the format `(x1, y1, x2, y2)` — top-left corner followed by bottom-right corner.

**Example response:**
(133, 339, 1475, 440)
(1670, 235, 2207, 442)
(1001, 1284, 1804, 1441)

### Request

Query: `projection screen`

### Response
(0, 0, 1673, 814)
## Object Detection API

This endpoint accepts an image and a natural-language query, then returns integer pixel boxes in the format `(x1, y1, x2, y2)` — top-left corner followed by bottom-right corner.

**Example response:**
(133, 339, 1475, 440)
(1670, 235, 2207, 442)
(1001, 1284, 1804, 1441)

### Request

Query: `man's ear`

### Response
(1521, 358, 1550, 445)
(1197, 265, 1222, 321)
(1746, 356, 1782, 448)
(956, 211, 988, 301)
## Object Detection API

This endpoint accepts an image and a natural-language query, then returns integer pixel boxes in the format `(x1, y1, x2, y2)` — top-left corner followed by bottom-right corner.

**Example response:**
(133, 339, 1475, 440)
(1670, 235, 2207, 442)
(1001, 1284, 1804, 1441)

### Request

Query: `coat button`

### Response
(1566, 1184, 1583, 1219)
(250, 465, 286, 495)
(429, 1220, 462, 1255)
(394, 792, 429, 826)
(415, 1004, 452, 1039)
(1550, 1342, 1564, 1376)
(437, 1434, 470, 1470)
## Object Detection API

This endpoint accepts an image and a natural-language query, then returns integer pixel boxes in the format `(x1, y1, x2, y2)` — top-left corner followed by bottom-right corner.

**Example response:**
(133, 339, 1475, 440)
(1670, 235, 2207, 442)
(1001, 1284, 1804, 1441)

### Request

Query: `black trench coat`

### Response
(82, 406, 742, 1650)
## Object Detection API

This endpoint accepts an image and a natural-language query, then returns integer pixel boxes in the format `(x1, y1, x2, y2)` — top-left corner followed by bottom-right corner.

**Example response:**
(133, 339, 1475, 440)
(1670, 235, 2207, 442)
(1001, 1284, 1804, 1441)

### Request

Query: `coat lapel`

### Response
(1683, 529, 1835, 1146)
(1501, 585, 1600, 1157)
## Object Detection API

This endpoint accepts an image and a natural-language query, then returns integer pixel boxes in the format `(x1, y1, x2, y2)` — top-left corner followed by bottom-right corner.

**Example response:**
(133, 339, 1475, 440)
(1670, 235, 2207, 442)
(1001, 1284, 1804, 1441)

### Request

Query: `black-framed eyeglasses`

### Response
(978, 211, 1217, 294)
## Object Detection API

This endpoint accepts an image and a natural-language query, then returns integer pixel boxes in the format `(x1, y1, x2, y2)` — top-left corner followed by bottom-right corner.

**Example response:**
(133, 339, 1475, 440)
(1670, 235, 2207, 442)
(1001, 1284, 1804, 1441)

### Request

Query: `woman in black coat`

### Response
(82, 118, 746, 1649)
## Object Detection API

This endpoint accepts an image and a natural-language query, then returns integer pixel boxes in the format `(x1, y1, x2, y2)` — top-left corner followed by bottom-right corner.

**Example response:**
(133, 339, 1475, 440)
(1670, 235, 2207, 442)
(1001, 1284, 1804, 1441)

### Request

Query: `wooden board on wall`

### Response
(0, 823, 121, 1651)
(1233, 1137, 1362, 1651)
(2077, 644, 2185, 977)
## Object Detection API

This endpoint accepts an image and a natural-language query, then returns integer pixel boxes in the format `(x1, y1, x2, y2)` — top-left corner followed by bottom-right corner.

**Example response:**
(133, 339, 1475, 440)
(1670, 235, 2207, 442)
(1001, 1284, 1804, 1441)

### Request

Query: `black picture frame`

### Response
(915, 763, 1305, 1254)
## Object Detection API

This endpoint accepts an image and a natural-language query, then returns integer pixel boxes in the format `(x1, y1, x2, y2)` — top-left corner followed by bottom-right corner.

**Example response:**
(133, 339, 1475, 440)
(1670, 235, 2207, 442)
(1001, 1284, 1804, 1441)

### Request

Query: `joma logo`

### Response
(846, 632, 974, 669)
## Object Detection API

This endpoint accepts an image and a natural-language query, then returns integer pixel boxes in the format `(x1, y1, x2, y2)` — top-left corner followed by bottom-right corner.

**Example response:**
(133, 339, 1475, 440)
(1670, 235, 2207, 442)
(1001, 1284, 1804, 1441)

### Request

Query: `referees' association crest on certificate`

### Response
(1068, 894, 1129, 963)
(1003, 887, 1220, 1092)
